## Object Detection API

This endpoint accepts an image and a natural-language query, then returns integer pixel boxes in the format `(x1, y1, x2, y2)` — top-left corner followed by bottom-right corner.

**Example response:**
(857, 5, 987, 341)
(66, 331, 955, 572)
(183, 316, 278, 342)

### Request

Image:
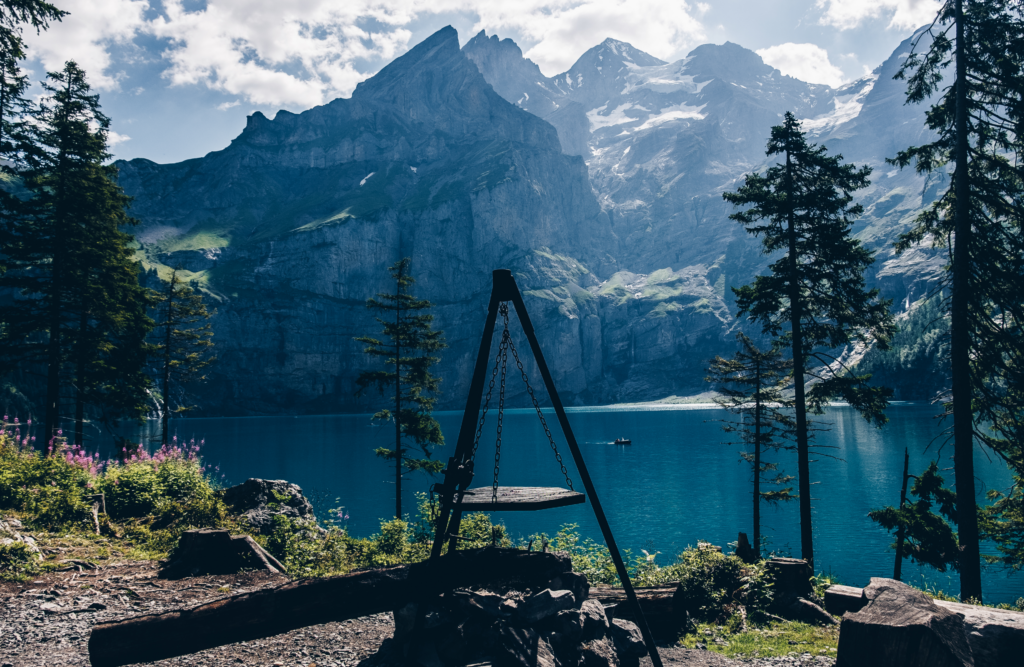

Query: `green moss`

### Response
(646, 301, 683, 319)
(679, 620, 839, 660)
(293, 208, 354, 232)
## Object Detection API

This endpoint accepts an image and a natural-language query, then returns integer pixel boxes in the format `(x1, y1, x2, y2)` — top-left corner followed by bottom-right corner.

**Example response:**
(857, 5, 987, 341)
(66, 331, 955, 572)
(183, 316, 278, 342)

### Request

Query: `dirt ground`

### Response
(0, 561, 834, 667)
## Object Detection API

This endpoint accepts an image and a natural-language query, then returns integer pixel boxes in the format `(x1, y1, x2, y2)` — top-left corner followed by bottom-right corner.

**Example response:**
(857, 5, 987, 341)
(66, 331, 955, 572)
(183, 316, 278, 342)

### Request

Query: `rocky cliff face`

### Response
(118, 26, 945, 415)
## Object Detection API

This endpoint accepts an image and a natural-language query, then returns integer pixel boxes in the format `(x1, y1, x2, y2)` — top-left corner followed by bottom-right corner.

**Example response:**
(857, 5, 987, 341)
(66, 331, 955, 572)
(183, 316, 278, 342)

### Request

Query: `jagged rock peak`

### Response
(589, 37, 667, 67)
(683, 41, 787, 84)
(352, 25, 464, 101)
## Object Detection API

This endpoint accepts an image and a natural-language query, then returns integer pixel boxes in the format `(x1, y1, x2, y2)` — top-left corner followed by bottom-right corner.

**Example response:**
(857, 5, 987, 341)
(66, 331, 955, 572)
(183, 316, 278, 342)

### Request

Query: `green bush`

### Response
(0, 436, 96, 529)
(0, 541, 40, 581)
(158, 458, 214, 504)
(260, 515, 353, 577)
(669, 542, 746, 623)
(100, 462, 164, 518)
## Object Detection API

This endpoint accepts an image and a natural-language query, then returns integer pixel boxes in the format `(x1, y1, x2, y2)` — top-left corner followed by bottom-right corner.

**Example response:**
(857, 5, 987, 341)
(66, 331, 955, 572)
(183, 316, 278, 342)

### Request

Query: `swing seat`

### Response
(458, 486, 585, 511)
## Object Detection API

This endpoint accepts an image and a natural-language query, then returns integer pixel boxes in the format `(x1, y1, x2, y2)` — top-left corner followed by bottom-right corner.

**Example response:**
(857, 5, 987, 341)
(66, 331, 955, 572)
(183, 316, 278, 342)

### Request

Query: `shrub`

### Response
(0, 541, 40, 581)
(100, 462, 163, 518)
(669, 542, 746, 623)
(261, 515, 352, 577)
(158, 458, 214, 504)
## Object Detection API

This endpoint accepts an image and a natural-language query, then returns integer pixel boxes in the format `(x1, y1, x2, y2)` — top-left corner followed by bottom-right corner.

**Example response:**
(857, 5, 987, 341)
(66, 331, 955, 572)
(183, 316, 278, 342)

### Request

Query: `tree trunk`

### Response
(785, 144, 814, 566)
(395, 266, 403, 520)
(894, 448, 910, 581)
(44, 226, 64, 448)
(753, 359, 762, 558)
(161, 272, 174, 446)
(74, 310, 88, 446)
(88, 548, 571, 667)
(952, 0, 982, 603)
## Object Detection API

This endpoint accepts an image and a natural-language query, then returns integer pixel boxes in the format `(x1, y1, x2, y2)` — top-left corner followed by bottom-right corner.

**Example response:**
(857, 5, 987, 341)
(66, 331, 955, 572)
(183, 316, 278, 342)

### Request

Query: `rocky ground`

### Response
(0, 561, 835, 667)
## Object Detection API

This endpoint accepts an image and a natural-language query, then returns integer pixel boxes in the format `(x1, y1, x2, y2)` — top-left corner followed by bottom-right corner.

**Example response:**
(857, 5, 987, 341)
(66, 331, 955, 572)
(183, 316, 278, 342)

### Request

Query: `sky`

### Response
(17, 0, 944, 164)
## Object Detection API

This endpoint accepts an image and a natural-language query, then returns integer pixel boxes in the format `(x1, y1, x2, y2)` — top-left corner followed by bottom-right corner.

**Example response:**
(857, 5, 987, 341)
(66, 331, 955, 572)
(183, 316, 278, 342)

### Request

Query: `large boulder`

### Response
(828, 582, 1024, 667)
(927, 599, 1024, 667)
(836, 578, 974, 667)
(223, 478, 317, 534)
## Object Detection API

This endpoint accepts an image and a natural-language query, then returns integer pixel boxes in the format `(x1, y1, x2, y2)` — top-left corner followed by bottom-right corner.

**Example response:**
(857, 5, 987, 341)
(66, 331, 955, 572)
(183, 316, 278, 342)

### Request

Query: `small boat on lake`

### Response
(614, 438, 632, 445)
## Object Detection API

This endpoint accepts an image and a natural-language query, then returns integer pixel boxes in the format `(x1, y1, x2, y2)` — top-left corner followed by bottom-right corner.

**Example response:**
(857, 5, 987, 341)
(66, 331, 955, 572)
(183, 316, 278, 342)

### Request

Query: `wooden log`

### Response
(88, 548, 570, 667)
(824, 584, 867, 616)
(590, 585, 678, 639)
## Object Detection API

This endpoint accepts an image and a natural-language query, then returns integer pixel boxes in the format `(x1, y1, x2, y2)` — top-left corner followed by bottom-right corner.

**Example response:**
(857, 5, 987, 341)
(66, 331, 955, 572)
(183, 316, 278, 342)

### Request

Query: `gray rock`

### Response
(518, 589, 576, 624)
(452, 590, 506, 618)
(393, 602, 418, 641)
(580, 599, 611, 640)
(549, 608, 584, 642)
(836, 578, 974, 667)
(609, 619, 647, 658)
(932, 600, 1024, 667)
(223, 478, 317, 534)
(496, 624, 559, 667)
(0, 519, 41, 559)
(579, 637, 619, 667)
(549, 572, 590, 604)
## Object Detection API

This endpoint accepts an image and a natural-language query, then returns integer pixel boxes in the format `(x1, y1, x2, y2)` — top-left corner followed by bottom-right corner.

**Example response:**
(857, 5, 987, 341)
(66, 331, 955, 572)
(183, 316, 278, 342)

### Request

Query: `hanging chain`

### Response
(470, 325, 506, 462)
(493, 328, 509, 502)
(505, 319, 575, 492)
(470, 301, 575, 503)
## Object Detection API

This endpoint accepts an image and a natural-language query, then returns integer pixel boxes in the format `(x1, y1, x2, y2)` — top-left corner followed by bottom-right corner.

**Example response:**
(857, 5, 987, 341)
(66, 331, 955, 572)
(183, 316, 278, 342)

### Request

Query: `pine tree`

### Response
(889, 0, 1024, 599)
(706, 333, 797, 556)
(0, 0, 65, 275)
(0, 61, 151, 444)
(724, 112, 896, 566)
(356, 257, 446, 520)
(869, 461, 960, 575)
(0, 1, 66, 58)
(150, 269, 215, 445)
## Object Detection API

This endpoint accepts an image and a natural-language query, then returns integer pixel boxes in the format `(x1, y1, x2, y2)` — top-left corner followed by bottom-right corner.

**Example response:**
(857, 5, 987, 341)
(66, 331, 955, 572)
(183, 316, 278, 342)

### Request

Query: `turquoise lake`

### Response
(123, 403, 1023, 604)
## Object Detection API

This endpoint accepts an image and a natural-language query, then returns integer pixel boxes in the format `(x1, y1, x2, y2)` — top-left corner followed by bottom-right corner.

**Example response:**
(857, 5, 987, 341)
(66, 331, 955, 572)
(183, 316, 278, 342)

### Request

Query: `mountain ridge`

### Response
(112, 26, 945, 414)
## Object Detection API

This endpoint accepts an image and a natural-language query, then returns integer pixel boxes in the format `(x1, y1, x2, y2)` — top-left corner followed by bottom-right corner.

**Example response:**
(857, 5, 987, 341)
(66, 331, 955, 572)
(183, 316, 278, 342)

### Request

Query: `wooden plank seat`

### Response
(457, 486, 585, 511)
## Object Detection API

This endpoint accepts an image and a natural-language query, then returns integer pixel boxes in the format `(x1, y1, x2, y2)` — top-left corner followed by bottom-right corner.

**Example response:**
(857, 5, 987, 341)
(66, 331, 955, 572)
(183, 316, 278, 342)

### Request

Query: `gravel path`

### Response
(1, 561, 834, 667)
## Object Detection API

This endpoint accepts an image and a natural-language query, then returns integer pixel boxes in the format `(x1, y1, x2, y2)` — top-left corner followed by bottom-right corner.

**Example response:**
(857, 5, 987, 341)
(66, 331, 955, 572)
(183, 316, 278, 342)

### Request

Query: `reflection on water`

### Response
(117, 403, 1022, 604)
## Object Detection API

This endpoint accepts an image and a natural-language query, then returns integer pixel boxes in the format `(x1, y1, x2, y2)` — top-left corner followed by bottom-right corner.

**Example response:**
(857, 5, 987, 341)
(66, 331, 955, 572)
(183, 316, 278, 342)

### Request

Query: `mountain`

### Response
(466, 27, 945, 321)
(119, 26, 620, 414)
(115, 26, 945, 414)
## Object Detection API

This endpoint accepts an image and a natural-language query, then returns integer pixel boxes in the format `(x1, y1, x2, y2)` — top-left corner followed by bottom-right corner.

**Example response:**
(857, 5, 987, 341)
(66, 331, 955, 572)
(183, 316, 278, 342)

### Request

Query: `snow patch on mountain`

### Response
(804, 72, 878, 134)
(633, 103, 707, 131)
(588, 103, 642, 130)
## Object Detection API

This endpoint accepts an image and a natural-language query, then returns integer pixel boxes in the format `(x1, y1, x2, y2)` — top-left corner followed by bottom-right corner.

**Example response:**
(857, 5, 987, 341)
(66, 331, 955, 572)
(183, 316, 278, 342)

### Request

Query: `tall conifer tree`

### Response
(706, 333, 797, 555)
(356, 257, 446, 520)
(0, 61, 151, 443)
(150, 269, 215, 445)
(724, 112, 895, 566)
(890, 1, 1024, 600)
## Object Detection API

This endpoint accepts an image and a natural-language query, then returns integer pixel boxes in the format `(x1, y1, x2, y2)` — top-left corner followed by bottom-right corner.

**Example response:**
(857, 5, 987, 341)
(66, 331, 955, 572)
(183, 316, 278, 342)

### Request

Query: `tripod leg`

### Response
(430, 276, 504, 558)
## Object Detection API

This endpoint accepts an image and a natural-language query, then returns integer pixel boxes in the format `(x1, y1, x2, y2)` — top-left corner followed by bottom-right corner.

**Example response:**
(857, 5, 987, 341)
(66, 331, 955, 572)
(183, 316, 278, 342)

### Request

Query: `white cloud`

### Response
(22, 1, 708, 108)
(757, 43, 845, 87)
(148, 0, 422, 108)
(816, 0, 942, 31)
(107, 130, 131, 146)
(217, 100, 240, 110)
(24, 0, 150, 91)
(474, 1, 705, 75)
